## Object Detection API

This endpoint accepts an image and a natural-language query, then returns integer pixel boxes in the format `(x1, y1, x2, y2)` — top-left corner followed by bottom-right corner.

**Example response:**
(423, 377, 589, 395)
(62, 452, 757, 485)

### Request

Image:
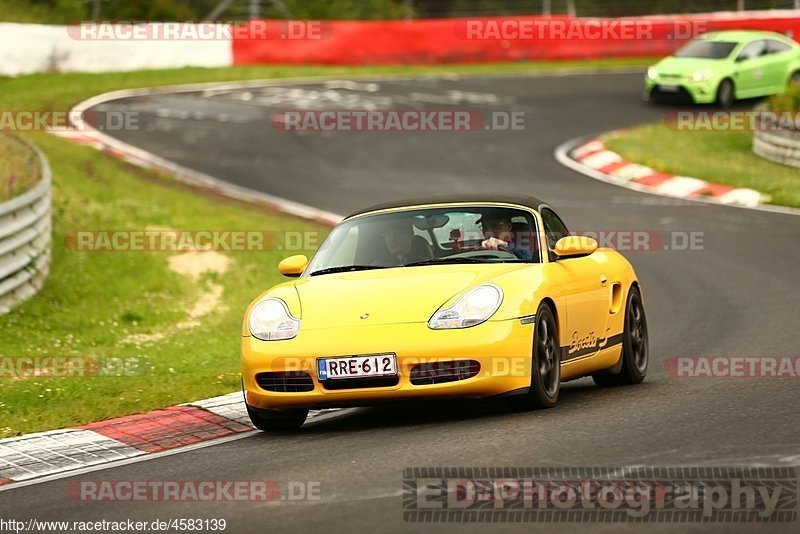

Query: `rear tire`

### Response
(512, 302, 560, 410)
(716, 79, 734, 108)
(247, 405, 308, 432)
(593, 286, 648, 387)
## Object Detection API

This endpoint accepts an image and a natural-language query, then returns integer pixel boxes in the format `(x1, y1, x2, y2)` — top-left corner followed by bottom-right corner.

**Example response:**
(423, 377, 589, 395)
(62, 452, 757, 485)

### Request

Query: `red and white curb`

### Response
(0, 392, 338, 488)
(557, 136, 771, 209)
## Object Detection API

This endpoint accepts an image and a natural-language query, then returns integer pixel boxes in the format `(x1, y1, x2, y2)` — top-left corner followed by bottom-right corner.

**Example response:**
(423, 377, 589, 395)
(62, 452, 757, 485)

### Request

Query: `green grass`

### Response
(604, 124, 800, 208)
(0, 132, 330, 437)
(0, 133, 41, 201)
(0, 59, 652, 436)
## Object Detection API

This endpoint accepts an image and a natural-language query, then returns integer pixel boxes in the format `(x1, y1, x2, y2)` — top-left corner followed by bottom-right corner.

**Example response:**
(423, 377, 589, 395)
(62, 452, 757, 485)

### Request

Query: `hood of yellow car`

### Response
(292, 263, 529, 330)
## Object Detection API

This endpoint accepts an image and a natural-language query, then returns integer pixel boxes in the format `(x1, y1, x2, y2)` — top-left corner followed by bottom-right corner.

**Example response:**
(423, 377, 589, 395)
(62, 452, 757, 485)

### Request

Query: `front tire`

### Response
(247, 405, 308, 432)
(790, 71, 800, 87)
(512, 302, 560, 410)
(593, 286, 648, 387)
(716, 79, 734, 108)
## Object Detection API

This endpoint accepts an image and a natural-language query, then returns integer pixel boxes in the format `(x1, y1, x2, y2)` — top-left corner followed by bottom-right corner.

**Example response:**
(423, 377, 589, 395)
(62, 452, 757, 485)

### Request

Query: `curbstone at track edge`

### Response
(0, 392, 341, 490)
(554, 133, 800, 217)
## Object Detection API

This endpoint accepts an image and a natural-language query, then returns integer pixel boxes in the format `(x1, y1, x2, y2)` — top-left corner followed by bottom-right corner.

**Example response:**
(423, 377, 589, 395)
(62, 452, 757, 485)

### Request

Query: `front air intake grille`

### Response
(410, 360, 480, 385)
(651, 87, 693, 104)
(256, 371, 315, 392)
(321, 376, 400, 390)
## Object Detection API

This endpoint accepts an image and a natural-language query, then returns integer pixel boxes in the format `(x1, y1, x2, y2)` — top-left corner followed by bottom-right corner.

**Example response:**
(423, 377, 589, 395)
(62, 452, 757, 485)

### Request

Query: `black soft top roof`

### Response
(346, 195, 547, 219)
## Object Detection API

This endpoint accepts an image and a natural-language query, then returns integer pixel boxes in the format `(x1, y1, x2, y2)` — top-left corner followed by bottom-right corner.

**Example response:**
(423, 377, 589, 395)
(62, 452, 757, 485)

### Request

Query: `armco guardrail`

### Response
(0, 141, 52, 315)
(753, 128, 800, 169)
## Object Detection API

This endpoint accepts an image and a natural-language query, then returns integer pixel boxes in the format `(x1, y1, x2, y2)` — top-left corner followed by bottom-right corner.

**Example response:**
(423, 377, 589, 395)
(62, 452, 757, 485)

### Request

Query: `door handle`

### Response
(600, 275, 608, 286)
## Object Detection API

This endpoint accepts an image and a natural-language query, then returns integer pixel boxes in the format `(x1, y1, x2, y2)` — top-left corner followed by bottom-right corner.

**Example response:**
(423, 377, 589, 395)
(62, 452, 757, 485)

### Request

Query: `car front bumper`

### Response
(644, 77, 719, 104)
(242, 319, 536, 410)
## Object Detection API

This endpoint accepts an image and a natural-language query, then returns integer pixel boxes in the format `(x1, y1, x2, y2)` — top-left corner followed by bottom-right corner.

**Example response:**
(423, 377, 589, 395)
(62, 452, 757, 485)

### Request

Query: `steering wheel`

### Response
(451, 238, 509, 252)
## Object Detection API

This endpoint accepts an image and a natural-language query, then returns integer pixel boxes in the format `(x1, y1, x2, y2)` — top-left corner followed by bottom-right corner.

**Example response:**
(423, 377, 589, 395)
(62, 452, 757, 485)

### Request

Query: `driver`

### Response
(381, 219, 433, 265)
(480, 214, 533, 260)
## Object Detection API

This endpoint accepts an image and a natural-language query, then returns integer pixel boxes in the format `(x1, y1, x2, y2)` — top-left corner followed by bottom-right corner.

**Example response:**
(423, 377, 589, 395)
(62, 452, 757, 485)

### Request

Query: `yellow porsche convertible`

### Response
(242, 197, 648, 431)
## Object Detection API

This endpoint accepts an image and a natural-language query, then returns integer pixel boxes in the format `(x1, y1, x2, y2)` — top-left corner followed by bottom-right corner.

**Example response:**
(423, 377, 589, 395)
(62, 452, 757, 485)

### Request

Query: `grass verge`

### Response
(0, 133, 41, 201)
(0, 59, 651, 436)
(0, 132, 329, 437)
(604, 123, 800, 208)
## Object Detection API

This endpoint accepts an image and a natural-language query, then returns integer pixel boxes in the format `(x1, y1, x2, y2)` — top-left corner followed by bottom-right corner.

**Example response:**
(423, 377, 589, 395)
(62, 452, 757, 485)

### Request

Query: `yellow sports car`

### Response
(241, 197, 648, 431)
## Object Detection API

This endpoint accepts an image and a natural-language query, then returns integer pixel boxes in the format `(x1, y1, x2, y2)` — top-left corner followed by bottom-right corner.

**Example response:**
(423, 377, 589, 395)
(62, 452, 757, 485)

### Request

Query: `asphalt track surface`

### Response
(2, 72, 799, 532)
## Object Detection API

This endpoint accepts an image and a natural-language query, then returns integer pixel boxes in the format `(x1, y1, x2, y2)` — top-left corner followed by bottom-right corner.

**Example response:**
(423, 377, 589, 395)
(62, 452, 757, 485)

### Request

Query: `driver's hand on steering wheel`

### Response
(481, 237, 509, 250)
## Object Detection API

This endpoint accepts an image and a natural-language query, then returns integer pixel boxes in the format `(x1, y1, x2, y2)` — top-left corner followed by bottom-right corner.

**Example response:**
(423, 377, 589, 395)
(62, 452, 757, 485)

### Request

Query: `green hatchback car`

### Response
(644, 30, 800, 107)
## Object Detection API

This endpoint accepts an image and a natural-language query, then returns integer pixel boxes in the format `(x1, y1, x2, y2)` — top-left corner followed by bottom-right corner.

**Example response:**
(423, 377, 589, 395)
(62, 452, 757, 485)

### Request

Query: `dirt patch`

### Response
(121, 245, 231, 346)
(167, 250, 231, 281)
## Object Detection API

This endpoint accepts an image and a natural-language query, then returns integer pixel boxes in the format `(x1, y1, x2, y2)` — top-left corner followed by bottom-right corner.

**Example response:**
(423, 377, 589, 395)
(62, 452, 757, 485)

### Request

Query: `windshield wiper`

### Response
(403, 257, 503, 267)
(308, 265, 386, 276)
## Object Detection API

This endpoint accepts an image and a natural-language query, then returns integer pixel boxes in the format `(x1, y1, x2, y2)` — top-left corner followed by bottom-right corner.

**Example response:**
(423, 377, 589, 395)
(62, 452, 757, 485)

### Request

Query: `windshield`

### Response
(675, 39, 738, 59)
(305, 206, 540, 276)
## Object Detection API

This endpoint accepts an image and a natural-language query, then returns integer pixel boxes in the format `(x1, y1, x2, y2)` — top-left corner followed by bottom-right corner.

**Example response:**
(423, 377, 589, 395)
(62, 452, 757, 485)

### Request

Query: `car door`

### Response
(733, 39, 769, 97)
(540, 208, 610, 361)
(764, 39, 795, 92)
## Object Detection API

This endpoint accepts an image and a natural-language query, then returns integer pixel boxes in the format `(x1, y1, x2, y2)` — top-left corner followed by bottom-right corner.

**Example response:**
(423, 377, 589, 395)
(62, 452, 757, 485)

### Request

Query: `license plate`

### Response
(317, 354, 397, 380)
(658, 84, 680, 92)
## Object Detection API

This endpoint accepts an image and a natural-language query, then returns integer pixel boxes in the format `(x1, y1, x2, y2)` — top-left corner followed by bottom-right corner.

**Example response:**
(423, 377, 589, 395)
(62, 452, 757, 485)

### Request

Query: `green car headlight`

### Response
(691, 69, 714, 82)
(647, 66, 658, 80)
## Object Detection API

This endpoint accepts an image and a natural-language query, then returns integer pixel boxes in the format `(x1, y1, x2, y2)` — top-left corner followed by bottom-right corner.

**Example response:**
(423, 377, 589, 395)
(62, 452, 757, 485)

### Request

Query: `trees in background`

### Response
(0, 0, 795, 24)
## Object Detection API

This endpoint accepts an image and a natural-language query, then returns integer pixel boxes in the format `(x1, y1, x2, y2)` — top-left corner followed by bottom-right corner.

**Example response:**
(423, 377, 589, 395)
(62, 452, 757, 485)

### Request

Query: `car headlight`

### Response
(428, 285, 503, 330)
(248, 298, 300, 340)
(691, 69, 713, 82)
(647, 66, 658, 80)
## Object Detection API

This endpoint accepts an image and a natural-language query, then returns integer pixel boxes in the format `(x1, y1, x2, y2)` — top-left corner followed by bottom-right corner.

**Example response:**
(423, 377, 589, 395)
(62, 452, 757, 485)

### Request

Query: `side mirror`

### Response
(553, 236, 598, 259)
(735, 55, 747, 63)
(278, 254, 308, 277)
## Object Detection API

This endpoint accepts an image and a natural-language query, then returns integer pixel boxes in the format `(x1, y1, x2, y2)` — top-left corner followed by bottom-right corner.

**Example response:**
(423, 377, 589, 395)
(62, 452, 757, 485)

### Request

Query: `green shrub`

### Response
(767, 83, 800, 115)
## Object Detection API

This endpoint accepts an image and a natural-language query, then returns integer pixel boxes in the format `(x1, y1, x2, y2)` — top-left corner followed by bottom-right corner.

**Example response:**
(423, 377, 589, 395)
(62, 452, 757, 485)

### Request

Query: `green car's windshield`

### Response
(305, 206, 541, 276)
(675, 39, 738, 59)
